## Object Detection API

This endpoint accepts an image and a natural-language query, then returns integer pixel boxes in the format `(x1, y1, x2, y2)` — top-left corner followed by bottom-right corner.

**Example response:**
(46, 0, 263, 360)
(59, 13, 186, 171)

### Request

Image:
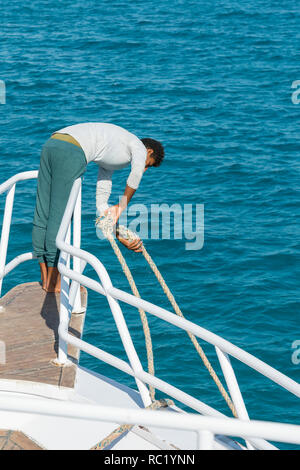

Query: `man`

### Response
(32, 122, 164, 293)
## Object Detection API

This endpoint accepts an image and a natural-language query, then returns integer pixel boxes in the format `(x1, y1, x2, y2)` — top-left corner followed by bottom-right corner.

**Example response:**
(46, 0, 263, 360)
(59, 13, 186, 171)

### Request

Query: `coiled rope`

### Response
(96, 215, 237, 418)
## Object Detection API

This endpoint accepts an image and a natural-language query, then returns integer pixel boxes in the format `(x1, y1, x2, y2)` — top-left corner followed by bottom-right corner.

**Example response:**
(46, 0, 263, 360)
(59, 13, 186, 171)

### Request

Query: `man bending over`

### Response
(32, 122, 165, 292)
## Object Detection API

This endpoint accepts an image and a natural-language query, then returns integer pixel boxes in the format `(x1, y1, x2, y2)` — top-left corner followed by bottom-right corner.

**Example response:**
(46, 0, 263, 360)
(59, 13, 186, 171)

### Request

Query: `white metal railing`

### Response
(0, 171, 82, 312)
(0, 171, 38, 296)
(1, 172, 300, 451)
(1, 394, 300, 449)
(55, 178, 300, 451)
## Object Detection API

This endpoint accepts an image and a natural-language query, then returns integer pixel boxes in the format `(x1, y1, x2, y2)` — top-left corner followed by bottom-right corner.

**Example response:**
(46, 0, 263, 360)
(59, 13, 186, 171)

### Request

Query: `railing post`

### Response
(72, 180, 83, 313)
(215, 347, 255, 450)
(57, 222, 71, 364)
(106, 289, 152, 407)
(68, 259, 87, 311)
(0, 184, 16, 298)
(99, 273, 152, 407)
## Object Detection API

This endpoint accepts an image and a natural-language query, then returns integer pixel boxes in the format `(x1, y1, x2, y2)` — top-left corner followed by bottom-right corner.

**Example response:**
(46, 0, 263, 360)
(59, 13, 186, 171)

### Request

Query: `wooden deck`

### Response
(0, 429, 44, 450)
(0, 282, 87, 388)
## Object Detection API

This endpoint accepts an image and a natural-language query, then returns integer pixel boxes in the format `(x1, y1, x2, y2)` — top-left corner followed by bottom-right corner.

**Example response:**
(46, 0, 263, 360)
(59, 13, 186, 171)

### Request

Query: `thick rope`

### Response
(91, 398, 175, 450)
(96, 216, 237, 418)
(141, 247, 237, 417)
(96, 215, 155, 402)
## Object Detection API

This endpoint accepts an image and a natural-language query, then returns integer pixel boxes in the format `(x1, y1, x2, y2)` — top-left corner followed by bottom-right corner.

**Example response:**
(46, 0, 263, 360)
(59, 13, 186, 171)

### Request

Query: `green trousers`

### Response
(32, 138, 86, 267)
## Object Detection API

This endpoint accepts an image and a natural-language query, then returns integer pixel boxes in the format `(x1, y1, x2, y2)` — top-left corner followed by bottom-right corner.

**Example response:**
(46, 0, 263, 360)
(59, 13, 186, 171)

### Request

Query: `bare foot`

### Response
(39, 262, 48, 290)
(46, 267, 61, 293)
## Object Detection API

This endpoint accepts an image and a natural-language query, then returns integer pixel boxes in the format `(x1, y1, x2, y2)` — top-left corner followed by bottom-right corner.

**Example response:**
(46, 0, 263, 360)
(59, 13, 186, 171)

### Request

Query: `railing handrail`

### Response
(55, 179, 300, 399)
(0, 393, 300, 448)
(0, 171, 39, 296)
(0, 170, 82, 312)
(0, 170, 38, 195)
(55, 178, 300, 450)
(56, 178, 152, 407)
(1, 171, 299, 451)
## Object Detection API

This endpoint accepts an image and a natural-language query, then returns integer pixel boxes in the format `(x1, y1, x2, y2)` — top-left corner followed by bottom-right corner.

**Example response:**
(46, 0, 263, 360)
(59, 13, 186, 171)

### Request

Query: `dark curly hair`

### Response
(141, 138, 165, 167)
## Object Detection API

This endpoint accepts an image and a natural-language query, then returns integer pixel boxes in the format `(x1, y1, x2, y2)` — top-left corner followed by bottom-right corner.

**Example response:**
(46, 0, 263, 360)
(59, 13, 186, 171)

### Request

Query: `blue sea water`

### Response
(0, 0, 299, 449)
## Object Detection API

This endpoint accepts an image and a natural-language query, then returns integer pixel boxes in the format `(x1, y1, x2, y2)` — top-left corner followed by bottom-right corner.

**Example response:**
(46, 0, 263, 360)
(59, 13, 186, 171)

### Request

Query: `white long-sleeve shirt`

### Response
(55, 122, 147, 214)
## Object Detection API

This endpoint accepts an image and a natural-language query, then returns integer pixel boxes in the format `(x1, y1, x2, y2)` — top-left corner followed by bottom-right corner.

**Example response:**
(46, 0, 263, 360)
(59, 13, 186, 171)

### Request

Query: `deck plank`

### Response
(0, 282, 87, 388)
(0, 430, 44, 450)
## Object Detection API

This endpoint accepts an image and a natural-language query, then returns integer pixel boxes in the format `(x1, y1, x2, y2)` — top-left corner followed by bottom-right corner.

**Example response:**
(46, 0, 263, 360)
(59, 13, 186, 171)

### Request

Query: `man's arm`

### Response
(96, 166, 114, 216)
(126, 138, 147, 190)
(119, 184, 136, 210)
(105, 184, 136, 224)
(106, 138, 147, 224)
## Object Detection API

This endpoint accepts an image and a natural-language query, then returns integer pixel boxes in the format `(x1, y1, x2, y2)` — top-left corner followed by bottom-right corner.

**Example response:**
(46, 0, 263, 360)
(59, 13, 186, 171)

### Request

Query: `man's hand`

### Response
(104, 204, 123, 225)
(103, 185, 136, 225)
(117, 235, 143, 253)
